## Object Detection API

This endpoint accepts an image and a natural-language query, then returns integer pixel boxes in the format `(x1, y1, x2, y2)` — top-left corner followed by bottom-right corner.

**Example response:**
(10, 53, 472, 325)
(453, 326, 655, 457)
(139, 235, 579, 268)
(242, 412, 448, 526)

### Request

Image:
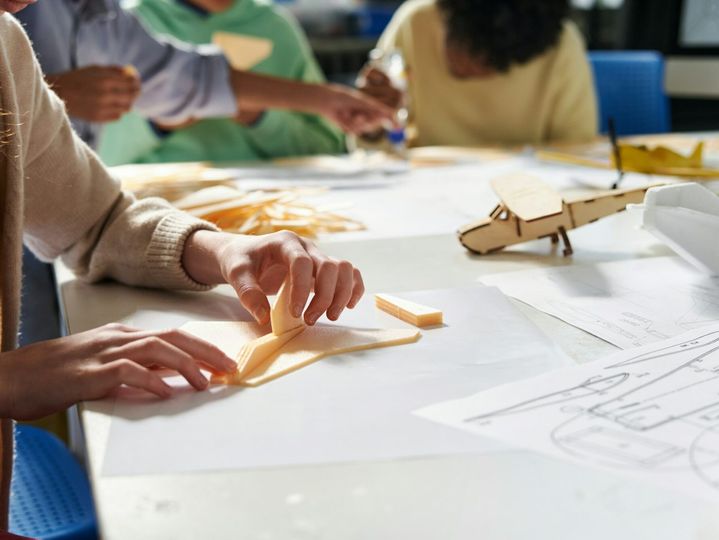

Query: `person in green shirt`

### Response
(99, 0, 346, 165)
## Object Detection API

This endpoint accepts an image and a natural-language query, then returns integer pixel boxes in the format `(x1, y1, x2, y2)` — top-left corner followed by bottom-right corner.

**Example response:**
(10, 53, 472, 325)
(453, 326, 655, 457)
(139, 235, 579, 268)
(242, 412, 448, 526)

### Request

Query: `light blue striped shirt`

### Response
(15, 0, 237, 148)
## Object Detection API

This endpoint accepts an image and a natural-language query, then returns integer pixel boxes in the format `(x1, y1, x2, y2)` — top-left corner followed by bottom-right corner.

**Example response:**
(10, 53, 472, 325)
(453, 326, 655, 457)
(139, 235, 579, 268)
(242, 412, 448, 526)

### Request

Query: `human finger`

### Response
(227, 269, 271, 325)
(136, 329, 237, 374)
(113, 336, 209, 390)
(326, 260, 354, 321)
(96, 359, 173, 399)
(271, 232, 316, 318)
(303, 260, 339, 325)
(348, 267, 365, 309)
(360, 85, 402, 109)
(365, 67, 392, 86)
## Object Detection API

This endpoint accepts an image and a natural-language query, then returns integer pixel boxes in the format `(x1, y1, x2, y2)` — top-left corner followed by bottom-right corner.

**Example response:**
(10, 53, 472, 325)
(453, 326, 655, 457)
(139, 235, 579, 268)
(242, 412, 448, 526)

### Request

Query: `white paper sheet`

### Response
(101, 286, 568, 476)
(416, 323, 719, 502)
(481, 255, 719, 349)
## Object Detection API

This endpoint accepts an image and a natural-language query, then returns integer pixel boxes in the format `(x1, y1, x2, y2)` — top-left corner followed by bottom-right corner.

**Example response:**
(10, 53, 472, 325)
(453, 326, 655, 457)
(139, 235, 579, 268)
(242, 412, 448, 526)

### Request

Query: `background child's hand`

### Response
(46, 65, 141, 123)
(0, 324, 238, 420)
(356, 66, 403, 110)
(182, 230, 365, 326)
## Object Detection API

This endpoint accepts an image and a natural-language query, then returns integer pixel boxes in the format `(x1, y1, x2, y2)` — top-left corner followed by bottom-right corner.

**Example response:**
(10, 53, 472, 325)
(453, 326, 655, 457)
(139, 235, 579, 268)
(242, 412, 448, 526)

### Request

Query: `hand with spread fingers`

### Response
(0, 324, 238, 420)
(182, 230, 365, 326)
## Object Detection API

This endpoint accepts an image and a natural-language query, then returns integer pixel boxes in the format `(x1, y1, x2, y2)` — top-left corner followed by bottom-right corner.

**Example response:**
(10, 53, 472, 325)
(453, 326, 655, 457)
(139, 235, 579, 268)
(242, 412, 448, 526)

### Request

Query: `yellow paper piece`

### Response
(212, 32, 273, 70)
(375, 294, 443, 327)
(236, 325, 304, 378)
(241, 326, 420, 386)
(271, 280, 304, 336)
(182, 321, 420, 387)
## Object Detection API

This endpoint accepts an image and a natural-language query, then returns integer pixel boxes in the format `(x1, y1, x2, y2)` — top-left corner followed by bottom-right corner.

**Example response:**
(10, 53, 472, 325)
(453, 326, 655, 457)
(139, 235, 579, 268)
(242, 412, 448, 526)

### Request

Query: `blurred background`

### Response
(280, 0, 719, 132)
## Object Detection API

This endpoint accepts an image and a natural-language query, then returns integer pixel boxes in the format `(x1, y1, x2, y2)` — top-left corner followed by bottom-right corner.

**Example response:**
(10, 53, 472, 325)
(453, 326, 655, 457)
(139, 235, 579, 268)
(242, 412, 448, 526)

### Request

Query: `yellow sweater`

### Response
(0, 14, 216, 527)
(375, 0, 598, 147)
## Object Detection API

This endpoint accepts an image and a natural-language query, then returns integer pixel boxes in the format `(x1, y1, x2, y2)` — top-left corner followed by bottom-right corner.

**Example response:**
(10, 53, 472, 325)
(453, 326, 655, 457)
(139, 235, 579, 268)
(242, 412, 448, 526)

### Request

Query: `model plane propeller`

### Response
(458, 174, 659, 256)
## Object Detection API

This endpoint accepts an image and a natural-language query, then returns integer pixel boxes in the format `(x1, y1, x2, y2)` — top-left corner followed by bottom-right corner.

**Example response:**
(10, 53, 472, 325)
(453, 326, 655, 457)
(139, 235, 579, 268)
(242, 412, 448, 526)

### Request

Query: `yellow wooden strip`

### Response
(374, 293, 443, 327)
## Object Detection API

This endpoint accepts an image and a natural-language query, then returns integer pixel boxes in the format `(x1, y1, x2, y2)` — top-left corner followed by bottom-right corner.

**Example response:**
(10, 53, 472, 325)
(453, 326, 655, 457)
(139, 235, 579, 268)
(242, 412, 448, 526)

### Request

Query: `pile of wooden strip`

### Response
(173, 185, 365, 238)
(113, 162, 236, 201)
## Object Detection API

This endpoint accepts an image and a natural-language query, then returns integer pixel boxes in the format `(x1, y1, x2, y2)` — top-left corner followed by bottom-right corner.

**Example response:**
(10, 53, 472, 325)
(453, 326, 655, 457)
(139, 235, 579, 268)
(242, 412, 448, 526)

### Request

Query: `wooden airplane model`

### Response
(458, 174, 658, 256)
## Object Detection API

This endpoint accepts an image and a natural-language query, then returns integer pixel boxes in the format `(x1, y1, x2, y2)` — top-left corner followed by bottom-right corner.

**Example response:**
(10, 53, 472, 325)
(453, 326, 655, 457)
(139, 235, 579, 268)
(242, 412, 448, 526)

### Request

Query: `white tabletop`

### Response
(56, 156, 719, 539)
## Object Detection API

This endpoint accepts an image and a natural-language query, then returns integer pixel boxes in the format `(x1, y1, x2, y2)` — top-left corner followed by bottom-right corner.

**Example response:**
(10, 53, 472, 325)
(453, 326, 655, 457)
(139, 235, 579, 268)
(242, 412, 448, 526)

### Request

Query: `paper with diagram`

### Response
(481, 256, 719, 349)
(102, 286, 568, 476)
(416, 323, 719, 501)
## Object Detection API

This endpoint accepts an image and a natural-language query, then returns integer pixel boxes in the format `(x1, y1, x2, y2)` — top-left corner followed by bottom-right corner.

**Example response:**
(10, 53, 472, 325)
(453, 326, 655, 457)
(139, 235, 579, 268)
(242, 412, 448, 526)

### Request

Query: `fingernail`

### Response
(256, 307, 268, 323)
(224, 358, 238, 372)
(292, 303, 303, 318)
(307, 312, 319, 325)
(161, 384, 173, 398)
(329, 308, 343, 321)
(196, 374, 209, 389)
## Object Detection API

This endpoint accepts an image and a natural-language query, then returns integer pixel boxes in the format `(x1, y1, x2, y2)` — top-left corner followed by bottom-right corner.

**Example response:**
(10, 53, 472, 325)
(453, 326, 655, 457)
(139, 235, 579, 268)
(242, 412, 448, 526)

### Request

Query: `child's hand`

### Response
(356, 66, 403, 110)
(182, 230, 365, 326)
(0, 324, 238, 420)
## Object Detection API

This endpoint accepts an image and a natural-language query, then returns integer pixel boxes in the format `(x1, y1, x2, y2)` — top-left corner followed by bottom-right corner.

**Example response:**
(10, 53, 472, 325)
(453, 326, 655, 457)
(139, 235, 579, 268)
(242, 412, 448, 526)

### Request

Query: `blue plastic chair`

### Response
(9, 425, 98, 540)
(588, 51, 671, 136)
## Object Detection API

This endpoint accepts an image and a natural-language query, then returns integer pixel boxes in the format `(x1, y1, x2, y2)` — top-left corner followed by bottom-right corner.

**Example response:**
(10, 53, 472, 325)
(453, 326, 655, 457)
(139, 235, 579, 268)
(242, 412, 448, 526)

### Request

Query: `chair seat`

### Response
(9, 425, 97, 540)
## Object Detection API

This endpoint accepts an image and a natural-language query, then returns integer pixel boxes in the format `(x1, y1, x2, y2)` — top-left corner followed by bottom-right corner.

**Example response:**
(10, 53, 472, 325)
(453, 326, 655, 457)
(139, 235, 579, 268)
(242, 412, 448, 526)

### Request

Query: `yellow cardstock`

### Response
(181, 281, 420, 387)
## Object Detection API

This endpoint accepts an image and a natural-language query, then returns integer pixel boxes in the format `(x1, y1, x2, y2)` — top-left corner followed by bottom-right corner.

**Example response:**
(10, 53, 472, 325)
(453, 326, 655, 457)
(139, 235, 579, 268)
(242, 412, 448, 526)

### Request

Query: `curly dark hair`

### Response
(437, 0, 570, 73)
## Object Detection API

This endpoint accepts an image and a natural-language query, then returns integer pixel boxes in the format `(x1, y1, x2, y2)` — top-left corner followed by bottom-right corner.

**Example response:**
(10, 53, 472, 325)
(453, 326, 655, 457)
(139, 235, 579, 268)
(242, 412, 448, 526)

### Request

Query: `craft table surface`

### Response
(55, 152, 719, 539)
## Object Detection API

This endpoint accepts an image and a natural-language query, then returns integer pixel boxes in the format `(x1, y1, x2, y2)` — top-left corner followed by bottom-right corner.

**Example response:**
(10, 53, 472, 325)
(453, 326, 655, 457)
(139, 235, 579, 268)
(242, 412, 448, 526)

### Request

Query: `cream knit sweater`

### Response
(0, 14, 217, 527)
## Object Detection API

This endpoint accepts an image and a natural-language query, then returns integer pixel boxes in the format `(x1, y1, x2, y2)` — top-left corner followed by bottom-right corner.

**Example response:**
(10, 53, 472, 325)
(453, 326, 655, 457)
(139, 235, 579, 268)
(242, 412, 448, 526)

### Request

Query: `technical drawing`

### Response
(465, 374, 628, 422)
(431, 325, 719, 498)
(553, 425, 683, 468)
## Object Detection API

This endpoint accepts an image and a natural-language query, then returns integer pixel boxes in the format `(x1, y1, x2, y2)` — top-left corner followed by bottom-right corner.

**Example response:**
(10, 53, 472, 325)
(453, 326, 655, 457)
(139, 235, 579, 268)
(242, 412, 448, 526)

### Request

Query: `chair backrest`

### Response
(588, 50, 671, 136)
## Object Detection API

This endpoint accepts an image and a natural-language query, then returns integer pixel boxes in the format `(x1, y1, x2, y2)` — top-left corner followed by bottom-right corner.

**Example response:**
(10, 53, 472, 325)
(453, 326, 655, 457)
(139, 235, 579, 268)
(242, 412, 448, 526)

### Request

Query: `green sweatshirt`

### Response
(98, 0, 345, 165)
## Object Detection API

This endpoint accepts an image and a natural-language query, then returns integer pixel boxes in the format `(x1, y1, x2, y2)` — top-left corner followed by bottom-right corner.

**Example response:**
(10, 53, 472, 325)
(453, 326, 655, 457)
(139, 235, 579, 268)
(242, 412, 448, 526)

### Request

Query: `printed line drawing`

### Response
(465, 374, 628, 422)
(429, 325, 719, 497)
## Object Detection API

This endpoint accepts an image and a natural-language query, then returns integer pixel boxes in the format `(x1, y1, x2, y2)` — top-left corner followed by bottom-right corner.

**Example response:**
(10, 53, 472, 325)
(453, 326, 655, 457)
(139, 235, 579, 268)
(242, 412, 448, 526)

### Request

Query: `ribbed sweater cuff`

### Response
(146, 213, 220, 291)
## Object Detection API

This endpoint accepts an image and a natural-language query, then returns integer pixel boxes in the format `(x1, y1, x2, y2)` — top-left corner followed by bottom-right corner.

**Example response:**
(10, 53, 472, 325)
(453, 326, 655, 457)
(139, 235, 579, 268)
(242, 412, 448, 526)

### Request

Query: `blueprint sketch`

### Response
(481, 256, 719, 349)
(416, 323, 719, 501)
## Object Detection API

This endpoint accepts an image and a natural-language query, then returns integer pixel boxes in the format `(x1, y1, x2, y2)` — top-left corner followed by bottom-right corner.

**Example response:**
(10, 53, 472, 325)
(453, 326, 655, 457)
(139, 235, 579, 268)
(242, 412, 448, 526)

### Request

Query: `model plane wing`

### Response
(491, 174, 564, 222)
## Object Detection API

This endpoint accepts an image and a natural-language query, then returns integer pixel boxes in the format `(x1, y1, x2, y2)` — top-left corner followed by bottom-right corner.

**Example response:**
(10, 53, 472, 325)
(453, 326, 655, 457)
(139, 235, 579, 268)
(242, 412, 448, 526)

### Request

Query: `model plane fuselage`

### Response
(458, 175, 657, 255)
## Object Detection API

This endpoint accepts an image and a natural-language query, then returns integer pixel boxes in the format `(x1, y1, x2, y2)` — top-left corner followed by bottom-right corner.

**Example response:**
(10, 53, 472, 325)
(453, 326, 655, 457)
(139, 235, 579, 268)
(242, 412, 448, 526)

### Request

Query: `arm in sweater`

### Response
(15, 18, 217, 290)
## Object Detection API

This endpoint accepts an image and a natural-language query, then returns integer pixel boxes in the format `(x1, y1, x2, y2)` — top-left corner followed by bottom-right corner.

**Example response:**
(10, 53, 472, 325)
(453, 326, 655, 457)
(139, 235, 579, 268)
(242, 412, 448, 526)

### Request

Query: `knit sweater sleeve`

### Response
(11, 17, 218, 290)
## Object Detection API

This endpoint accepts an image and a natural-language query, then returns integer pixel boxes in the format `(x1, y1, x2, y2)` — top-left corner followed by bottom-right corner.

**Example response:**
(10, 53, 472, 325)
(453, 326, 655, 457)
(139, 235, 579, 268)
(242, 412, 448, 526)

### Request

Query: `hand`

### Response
(182, 230, 365, 326)
(356, 66, 403, 110)
(316, 83, 395, 135)
(47, 65, 141, 123)
(229, 70, 393, 135)
(0, 324, 237, 420)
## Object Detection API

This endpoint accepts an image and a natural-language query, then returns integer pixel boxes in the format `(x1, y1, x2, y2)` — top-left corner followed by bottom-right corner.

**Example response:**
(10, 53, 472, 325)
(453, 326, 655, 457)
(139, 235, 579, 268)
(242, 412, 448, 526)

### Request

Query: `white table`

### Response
(57, 157, 719, 539)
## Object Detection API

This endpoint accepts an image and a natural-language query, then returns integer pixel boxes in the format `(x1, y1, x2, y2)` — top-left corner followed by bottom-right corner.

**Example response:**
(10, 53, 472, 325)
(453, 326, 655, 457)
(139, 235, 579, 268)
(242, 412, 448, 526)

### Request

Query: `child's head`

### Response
(437, 0, 570, 79)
